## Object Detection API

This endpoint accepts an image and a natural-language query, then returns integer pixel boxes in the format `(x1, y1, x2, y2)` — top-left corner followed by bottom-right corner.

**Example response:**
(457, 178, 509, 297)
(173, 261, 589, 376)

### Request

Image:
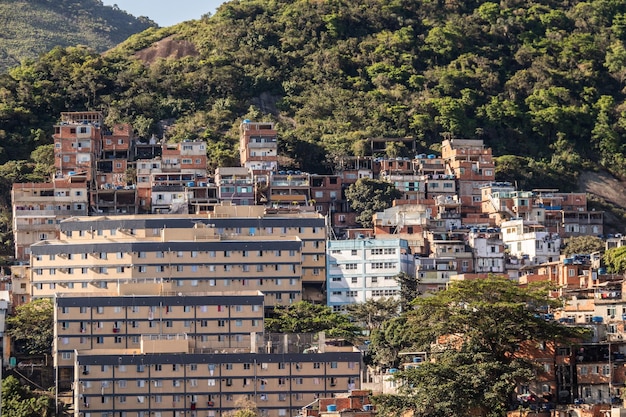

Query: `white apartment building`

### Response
(326, 238, 413, 311)
(501, 218, 561, 265)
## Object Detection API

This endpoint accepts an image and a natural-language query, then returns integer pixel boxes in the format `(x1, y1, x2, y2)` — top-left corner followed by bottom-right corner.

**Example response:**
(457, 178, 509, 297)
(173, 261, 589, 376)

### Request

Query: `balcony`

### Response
(14, 209, 86, 218)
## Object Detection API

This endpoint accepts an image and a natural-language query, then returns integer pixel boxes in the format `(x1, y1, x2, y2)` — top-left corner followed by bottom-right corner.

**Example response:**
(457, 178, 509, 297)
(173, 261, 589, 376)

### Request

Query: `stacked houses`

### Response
(9, 112, 626, 416)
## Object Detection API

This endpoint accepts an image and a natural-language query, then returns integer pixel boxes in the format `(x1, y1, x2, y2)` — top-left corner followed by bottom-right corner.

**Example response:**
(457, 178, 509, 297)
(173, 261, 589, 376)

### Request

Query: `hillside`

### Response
(2, 0, 626, 219)
(0, 0, 156, 72)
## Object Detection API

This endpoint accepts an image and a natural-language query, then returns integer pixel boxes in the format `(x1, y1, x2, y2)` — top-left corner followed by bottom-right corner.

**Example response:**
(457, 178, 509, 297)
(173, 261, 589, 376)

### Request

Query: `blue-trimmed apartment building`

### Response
(326, 238, 414, 311)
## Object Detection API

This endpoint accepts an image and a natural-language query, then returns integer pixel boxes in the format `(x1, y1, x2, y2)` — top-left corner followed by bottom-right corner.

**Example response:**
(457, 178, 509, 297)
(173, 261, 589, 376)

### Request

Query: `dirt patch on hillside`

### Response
(134, 36, 198, 64)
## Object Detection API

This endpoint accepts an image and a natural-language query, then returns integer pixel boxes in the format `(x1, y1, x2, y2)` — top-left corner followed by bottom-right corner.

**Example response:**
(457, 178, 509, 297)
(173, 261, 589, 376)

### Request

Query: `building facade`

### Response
(326, 238, 413, 311)
(29, 206, 327, 304)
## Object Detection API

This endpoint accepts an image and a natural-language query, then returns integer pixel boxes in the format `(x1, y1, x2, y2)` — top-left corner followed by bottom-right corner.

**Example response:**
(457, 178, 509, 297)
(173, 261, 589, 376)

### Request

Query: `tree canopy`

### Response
(603, 246, 626, 273)
(345, 178, 402, 227)
(2, 375, 55, 417)
(265, 301, 361, 341)
(3, 0, 626, 183)
(346, 297, 400, 333)
(562, 235, 605, 257)
(6, 298, 54, 356)
(0, 0, 155, 73)
(371, 277, 585, 417)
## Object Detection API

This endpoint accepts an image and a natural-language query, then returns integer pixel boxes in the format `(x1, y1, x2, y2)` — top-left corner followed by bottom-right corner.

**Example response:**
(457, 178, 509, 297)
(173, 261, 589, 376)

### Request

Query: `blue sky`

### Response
(101, 0, 225, 27)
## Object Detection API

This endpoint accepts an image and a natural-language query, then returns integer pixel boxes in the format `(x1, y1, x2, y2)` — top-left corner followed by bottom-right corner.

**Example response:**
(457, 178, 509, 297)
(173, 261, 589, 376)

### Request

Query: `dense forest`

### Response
(0, 0, 156, 72)
(3, 0, 626, 197)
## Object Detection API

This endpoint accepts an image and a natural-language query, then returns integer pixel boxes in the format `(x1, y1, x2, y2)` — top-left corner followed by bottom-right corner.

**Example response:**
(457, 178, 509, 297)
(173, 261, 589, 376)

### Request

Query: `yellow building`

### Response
(55, 285, 362, 417)
(73, 337, 361, 417)
(54, 287, 265, 388)
(30, 205, 327, 304)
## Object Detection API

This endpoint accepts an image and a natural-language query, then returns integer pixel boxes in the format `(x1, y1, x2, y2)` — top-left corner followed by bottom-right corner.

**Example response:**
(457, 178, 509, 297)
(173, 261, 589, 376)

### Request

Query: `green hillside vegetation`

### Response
(3, 0, 626, 195)
(0, 0, 156, 72)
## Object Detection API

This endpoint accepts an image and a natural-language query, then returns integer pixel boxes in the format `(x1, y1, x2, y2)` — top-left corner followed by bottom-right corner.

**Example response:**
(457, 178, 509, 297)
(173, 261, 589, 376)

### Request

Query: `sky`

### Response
(101, 0, 225, 27)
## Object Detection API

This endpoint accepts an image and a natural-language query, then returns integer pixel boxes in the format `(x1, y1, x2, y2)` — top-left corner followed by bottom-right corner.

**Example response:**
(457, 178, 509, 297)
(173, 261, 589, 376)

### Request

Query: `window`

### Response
(608, 306, 617, 317)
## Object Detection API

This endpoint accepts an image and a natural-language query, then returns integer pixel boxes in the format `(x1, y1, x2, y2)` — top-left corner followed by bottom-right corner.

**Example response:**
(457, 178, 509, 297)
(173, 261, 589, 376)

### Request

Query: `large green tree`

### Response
(603, 246, 626, 273)
(562, 235, 604, 257)
(346, 297, 400, 333)
(372, 277, 584, 417)
(6, 298, 54, 356)
(345, 178, 402, 227)
(2, 375, 55, 417)
(265, 301, 361, 341)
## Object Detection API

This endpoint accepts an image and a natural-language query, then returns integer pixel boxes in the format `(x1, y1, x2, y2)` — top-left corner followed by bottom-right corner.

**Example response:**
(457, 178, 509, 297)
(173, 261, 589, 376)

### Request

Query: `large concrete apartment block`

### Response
(53, 286, 362, 417)
(54, 289, 265, 386)
(73, 345, 361, 417)
(28, 206, 328, 303)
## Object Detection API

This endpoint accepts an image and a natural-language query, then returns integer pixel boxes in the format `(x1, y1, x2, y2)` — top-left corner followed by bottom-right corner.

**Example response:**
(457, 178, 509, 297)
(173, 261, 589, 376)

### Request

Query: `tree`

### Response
(371, 277, 585, 417)
(394, 272, 419, 312)
(562, 235, 604, 257)
(603, 246, 626, 273)
(345, 178, 402, 227)
(6, 298, 54, 356)
(385, 141, 406, 159)
(2, 375, 55, 417)
(223, 399, 259, 417)
(29, 144, 55, 182)
(346, 297, 400, 333)
(265, 301, 361, 341)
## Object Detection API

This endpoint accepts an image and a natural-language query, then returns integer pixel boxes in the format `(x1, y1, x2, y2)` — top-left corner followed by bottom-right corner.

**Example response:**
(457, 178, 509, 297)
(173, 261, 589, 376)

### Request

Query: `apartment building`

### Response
(54, 288, 265, 388)
(468, 229, 505, 274)
(415, 256, 458, 293)
(430, 195, 462, 233)
(95, 123, 133, 189)
(378, 157, 423, 202)
(215, 167, 255, 206)
(31, 226, 303, 308)
(269, 171, 311, 208)
(423, 231, 474, 273)
(501, 218, 561, 265)
(310, 174, 347, 215)
(55, 286, 362, 417)
(441, 139, 495, 210)
(11, 180, 89, 261)
(239, 120, 278, 175)
(73, 338, 361, 417)
(53, 111, 102, 182)
(334, 157, 373, 186)
(326, 238, 413, 311)
(29, 205, 327, 303)
(372, 205, 429, 256)
(534, 191, 604, 237)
